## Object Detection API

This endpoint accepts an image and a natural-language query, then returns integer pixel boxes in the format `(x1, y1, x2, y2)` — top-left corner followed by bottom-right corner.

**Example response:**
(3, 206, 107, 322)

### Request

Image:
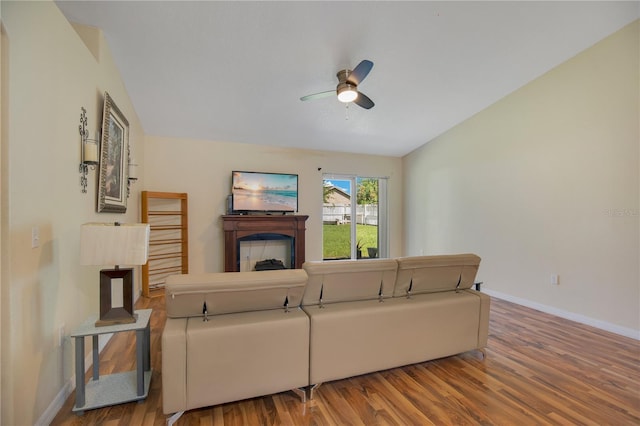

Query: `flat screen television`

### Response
(231, 171, 298, 214)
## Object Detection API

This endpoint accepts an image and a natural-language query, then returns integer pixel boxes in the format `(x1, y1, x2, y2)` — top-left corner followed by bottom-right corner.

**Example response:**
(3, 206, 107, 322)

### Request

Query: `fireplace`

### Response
(237, 233, 293, 271)
(222, 215, 308, 272)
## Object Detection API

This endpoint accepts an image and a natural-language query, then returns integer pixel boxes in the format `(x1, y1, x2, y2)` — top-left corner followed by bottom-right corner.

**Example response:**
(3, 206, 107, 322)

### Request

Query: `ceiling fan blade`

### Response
(353, 91, 375, 109)
(300, 90, 335, 102)
(347, 60, 373, 85)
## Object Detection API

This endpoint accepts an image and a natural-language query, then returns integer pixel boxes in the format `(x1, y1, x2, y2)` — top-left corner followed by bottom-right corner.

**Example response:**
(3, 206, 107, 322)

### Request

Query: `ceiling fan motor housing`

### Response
(337, 69, 352, 83)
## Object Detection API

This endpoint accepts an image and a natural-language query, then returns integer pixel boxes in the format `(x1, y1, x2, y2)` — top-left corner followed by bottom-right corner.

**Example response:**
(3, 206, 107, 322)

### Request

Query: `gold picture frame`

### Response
(98, 92, 129, 213)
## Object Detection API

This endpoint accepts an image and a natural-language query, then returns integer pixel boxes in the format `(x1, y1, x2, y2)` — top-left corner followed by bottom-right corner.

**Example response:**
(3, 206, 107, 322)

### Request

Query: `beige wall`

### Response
(403, 21, 639, 336)
(143, 136, 404, 272)
(0, 1, 145, 424)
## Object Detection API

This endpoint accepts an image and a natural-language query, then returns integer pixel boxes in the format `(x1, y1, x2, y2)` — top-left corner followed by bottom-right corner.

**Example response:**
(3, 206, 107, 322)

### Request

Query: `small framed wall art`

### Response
(98, 92, 129, 213)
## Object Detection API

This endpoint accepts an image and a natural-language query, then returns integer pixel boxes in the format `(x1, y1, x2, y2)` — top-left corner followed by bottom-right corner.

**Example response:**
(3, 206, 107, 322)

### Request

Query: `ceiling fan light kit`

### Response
(337, 83, 358, 103)
(301, 59, 375, 109)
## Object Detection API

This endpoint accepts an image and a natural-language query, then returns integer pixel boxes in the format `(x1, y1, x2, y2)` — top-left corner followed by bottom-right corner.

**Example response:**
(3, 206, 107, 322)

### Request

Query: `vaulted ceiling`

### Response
(55, 1, 639, 157)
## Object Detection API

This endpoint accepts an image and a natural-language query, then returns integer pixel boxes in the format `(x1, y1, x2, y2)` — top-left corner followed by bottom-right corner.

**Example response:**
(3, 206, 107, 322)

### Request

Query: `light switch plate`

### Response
(31, 226, 40, 248)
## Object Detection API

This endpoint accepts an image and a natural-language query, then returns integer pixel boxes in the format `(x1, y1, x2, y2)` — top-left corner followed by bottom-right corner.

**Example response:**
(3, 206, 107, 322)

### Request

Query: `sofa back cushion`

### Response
(393, 254, 481, 297)
(302, 259, 398, 305)
(165, 269, 307, 318)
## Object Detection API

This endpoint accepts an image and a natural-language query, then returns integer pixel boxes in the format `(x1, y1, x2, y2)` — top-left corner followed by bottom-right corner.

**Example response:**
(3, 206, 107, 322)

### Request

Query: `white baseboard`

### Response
(484, 288, 640, 340)
(35, 379, 73, 426)
(36, 332, 113, 425)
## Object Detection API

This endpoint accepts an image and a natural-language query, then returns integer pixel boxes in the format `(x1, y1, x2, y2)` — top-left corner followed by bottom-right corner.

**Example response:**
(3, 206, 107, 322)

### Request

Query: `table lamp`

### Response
(81, 222, 150, 326)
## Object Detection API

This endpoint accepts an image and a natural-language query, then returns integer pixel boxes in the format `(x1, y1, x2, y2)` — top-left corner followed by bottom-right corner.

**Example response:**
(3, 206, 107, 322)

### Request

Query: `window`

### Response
(322, 174, 388, 260)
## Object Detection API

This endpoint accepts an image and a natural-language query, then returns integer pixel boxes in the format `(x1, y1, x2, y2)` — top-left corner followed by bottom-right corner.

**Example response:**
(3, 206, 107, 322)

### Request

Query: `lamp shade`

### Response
(81, 222, 150, 266)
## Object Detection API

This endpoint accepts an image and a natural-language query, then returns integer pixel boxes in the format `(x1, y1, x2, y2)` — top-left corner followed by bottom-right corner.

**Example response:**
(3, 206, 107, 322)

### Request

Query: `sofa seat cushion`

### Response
(303, 291, 483, 385)
(302, 259, 398, 305)
(184, 308, 309, 410)
(394, 254, 481, 296)
(165, 269, 307, 318)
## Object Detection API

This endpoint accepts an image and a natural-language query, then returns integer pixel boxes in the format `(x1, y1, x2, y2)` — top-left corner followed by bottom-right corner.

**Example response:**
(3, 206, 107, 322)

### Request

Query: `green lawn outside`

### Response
(323, 224, 378, 259)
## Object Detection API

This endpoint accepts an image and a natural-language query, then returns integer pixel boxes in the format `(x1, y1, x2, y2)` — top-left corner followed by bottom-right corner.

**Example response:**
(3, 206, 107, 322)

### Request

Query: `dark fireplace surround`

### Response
(222, 215, 308, 272)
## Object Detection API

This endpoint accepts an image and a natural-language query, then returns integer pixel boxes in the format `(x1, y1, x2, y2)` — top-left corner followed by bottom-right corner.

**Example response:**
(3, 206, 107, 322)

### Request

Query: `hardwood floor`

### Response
(50, 294, 640, 425)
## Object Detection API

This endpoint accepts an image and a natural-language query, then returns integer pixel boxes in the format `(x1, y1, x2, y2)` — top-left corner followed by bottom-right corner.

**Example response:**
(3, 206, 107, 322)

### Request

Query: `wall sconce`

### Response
(127, 146, 139, 198)
(79, 107, 99, 193)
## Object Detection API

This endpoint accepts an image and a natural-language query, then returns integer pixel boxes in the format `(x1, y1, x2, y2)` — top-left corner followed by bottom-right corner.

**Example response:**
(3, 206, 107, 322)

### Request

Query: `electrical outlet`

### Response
(551, 274, 559, 285)
(58, 324, 65, 347)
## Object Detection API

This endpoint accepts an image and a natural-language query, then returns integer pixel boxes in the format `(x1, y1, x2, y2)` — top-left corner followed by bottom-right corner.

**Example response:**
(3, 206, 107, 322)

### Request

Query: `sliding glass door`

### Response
(322, 174, 387, 260)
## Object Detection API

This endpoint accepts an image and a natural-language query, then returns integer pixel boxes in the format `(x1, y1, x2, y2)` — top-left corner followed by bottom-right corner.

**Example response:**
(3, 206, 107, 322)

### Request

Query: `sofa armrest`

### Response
(475, 290, 491, 347)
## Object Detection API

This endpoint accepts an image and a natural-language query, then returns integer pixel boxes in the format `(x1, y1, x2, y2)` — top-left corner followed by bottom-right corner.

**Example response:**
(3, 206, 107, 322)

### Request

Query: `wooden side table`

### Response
(71, 309, 152, 415)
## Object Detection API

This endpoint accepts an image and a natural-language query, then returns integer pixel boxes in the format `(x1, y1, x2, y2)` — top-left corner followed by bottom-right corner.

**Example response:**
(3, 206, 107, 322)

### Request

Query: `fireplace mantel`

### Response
(222, 214, 309, 272)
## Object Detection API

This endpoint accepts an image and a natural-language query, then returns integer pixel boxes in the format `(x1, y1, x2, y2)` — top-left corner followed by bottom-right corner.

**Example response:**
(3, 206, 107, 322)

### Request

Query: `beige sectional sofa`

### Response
(161, 254, 489, 424)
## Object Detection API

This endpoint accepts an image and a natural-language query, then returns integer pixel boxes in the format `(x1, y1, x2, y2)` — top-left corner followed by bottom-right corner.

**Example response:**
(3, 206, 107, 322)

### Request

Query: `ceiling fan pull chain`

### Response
(345, 103, 350, 121)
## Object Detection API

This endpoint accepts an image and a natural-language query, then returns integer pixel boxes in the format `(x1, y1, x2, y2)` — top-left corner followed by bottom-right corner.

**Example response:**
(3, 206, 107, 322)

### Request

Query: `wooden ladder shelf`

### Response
(141, 191, 189, 297)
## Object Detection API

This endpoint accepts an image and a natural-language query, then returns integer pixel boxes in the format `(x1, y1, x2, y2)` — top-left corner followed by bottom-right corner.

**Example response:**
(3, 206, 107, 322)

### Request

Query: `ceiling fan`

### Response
(300, 60, 375, 109)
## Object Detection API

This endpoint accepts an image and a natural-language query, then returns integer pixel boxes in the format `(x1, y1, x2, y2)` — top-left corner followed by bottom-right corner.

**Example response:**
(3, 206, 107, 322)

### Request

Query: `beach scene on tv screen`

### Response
(233, 172, 297, 212)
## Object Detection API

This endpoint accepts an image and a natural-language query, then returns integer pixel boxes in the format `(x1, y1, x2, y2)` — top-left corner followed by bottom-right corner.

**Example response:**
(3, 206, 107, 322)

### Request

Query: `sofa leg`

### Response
(167, 411, 184, 426)
(291, 387, 307, 403)
(309, 383, 322, 400)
